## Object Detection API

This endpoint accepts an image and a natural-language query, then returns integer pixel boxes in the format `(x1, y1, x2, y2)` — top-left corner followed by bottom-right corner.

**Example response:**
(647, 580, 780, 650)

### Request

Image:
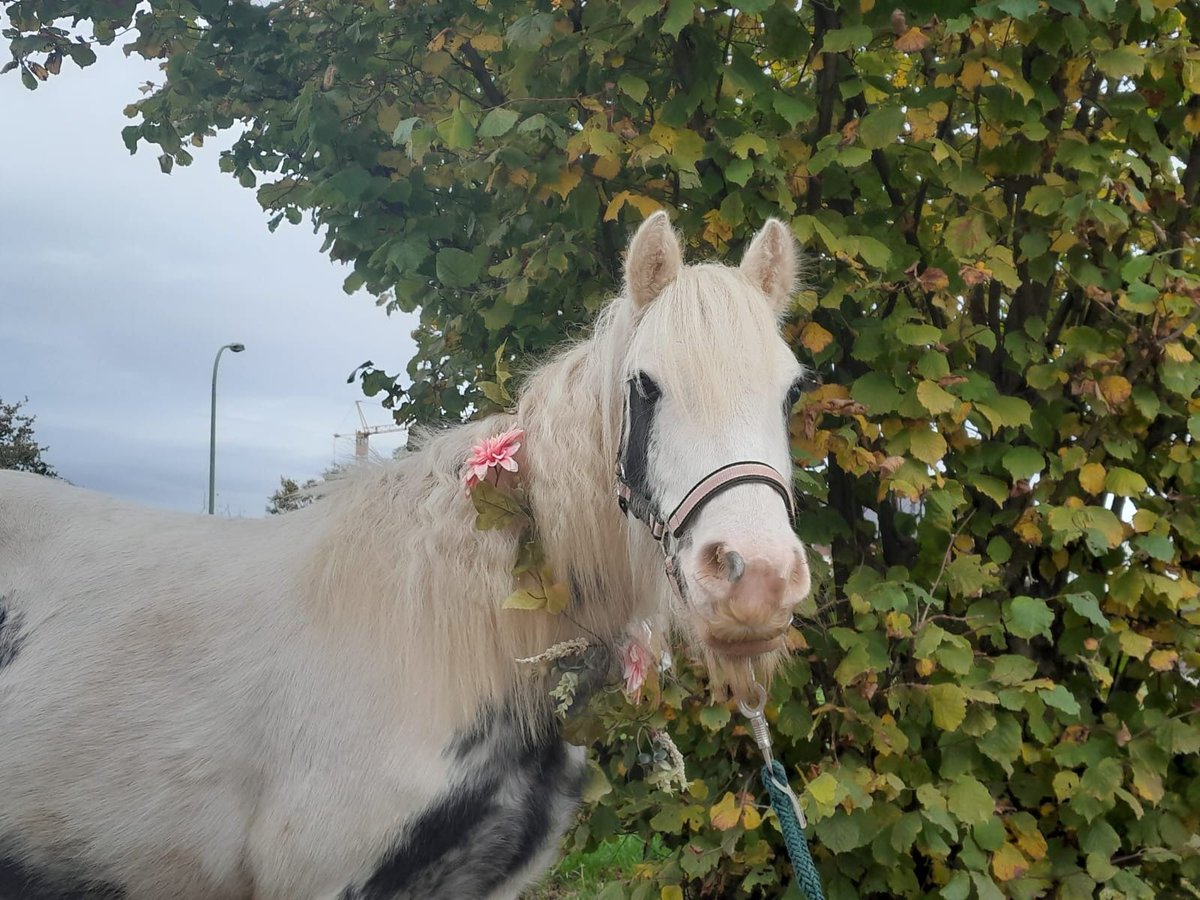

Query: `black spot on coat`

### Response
(343, 705, 584, 899)
(0, 850, 125, 900)
(0, 597, 24, 670)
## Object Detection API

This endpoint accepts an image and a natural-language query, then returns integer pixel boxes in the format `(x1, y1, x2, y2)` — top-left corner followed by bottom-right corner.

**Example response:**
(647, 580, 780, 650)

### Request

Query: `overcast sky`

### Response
(0, 48, 417, 516)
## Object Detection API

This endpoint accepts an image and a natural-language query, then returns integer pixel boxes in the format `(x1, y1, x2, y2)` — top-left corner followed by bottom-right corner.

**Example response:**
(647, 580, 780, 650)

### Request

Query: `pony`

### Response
(0, 211, 811, 899)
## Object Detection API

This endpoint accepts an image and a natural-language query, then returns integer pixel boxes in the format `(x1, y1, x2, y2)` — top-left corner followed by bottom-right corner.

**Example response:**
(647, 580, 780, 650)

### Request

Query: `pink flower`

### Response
(464, 427, 524, 491)
(621, 636, 652, 703)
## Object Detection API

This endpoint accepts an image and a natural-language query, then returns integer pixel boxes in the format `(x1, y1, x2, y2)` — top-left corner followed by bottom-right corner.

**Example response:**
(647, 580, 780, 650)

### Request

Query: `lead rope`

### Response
(738, 681, 826, 900)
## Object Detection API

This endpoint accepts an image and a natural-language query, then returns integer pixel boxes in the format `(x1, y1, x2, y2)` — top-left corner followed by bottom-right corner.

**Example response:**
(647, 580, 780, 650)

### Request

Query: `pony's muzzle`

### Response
(691, 540, 810, 656)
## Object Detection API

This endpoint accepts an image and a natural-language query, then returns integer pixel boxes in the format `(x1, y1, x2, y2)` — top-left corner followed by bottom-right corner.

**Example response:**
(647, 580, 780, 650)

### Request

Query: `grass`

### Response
(524, 834, 666, 899)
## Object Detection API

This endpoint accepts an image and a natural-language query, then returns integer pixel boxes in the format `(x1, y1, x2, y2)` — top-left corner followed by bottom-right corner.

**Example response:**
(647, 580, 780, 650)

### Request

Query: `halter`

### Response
(614, 376, 796, 599)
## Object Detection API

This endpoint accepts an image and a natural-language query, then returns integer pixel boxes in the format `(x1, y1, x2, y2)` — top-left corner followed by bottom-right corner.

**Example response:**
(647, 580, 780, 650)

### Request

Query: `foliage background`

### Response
(7, 0, 1200, 895)
(0, 397, 57, 476)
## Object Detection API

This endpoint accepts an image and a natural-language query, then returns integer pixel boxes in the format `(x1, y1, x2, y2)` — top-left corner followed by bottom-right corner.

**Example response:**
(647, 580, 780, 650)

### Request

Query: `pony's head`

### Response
(616, 211, 810, 692)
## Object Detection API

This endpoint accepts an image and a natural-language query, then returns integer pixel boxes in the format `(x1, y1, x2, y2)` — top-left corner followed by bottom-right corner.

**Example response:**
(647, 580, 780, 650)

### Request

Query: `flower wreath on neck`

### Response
(464, 426, 686, 792)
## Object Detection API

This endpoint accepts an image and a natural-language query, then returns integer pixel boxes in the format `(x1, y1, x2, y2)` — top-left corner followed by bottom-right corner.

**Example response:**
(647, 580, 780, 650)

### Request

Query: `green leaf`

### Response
(851, 373, 903, 414)
(478, 107, 520, 138)
(822, 25, 872, 52)
(944, 215, 991, 259)
(947, 775, 994, 827)
(896, 323, 942, 345)
(470, 480, 525, 530)
(910, 429, 948, 465)
(1002, 446, 1044, 480)
(506, 12, 554, 48)
(698, 703, 731, 731)
(617, 74, 649, 104)
(1064, 592, 1110, 630)
(730, 133, 768, 159)
(858, 106, 905, 150)
(1003, 596, 1054, 639)
(1039, 684, 1081, 716)
(662, 0, 695, 37)
(773, 93, 815, 127)
(1104, 467, 1148, 497)
(973, 396, 1032, 431)
(929, 683, 968, 731)
(1095, 46, 1144, 80)
(436, 247, 483, 288)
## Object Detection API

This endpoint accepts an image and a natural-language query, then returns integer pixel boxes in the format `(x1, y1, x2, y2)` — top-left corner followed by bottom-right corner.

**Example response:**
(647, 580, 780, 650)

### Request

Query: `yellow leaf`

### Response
(894, 27, 929, 52)
(909, 429, 948, 466)
(1131, 509, 1158, 533)
(741, 801, 763, 831)
(702, 209, 733, 247)
(992, 842, 1029, 882)
(1132, 766, 1164, 803)
(470, 33, 504, 51)
(960, 59, 986, 90)
(1100, 374, 1132, 406)
(1148, 649, 1177, 672)
(1053, 770, 1078, 802)
(710, 792, 741, 831)
(592, 155, 620, 179)
(801, 321, 835, 354)
(1118, 629, 1153, 660)
(1078, 462, 1106, 495)
(549, 165, 582, 201)
(906, 106, 939, 142)
(661, 888, 684, 900)
(1164, 342, 1195, 363)
(604, 191, 632, 221)
(917, 380, 957, 415)
(1049, 232, 1078, 253)
(629, 195, 661, 217)
(502, 589, 546, 611)
(1014, 826, 1048, 861)
(806, 772, 838, 804)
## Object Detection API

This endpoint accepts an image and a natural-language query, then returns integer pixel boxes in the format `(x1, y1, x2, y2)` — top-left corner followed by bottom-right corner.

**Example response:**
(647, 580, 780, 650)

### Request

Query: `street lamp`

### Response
(208, 342, 245, 515)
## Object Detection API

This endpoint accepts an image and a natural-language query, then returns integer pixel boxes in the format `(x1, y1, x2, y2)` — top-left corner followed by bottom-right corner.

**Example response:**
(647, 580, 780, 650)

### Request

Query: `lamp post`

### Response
(208, 342, 245, 515)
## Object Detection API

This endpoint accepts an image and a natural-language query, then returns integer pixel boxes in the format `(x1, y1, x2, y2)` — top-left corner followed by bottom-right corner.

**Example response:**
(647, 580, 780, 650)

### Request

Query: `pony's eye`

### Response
(785, 376, 807, 412)
(635, 372, 661, 401)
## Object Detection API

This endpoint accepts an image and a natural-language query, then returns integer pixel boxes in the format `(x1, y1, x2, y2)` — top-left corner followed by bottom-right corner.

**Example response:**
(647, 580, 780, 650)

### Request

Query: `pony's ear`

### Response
(625, 210, 683, 309)
(740, 218, 797, 311)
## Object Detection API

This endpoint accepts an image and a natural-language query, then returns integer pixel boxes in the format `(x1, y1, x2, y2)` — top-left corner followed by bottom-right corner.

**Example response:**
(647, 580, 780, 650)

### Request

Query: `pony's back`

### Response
(0, 471, 317, 898)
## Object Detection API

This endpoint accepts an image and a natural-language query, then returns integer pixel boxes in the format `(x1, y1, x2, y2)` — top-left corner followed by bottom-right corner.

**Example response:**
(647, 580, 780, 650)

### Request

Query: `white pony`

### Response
(0, 212, 811, 900)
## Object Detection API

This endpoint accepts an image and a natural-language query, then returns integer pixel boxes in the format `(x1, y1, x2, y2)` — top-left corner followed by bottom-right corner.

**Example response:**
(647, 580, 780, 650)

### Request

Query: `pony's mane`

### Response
(296, 259, 784, 732)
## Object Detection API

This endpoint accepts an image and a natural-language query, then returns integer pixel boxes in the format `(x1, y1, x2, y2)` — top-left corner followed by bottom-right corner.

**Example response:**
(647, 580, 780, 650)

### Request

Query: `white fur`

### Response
(0, 220, 807, 898)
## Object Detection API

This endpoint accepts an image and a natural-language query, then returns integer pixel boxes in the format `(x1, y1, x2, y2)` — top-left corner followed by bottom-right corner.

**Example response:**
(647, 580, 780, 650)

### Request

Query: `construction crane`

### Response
(334, 402, 405, 461)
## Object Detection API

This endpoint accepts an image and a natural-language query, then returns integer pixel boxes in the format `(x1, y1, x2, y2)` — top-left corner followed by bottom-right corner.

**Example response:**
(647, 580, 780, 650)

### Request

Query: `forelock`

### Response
(624, 263, 789, 424)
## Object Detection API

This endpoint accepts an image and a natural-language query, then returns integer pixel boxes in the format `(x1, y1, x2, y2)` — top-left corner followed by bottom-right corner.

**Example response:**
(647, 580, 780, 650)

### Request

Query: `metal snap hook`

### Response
(737, 675, 773, 767)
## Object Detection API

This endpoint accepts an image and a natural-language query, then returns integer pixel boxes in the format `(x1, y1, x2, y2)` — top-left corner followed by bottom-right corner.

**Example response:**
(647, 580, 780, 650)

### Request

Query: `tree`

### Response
(0, 396, 56, 477)
(265, 475, 320, 515)
(266, 464, 344, 514)
(7, 1, 1200, 896)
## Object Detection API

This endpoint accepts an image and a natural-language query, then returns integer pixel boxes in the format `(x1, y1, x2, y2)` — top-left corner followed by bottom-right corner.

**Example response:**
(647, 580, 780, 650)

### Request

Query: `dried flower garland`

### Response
(464, 427, 569, 613)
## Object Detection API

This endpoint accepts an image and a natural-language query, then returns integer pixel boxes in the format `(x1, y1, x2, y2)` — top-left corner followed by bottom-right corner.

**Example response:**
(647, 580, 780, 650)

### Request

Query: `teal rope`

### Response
(762, 760, 825, 900)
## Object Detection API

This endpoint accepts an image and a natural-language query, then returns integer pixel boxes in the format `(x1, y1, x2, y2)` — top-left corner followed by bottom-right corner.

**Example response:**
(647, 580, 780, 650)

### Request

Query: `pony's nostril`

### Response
(723, 549, 745, 583)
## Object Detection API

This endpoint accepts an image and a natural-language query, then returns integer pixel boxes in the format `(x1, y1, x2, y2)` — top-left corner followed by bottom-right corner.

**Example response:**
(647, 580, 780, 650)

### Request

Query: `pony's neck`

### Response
(302, 299, 659, 737)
